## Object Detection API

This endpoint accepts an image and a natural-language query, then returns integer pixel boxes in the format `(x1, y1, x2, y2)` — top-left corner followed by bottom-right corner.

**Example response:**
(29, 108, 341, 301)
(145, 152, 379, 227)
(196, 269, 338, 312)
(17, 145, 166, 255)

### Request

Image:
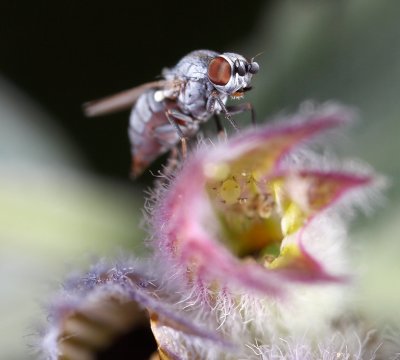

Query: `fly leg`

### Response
(226, 102, 256, 126)
(162, 146, 180, 177)
(165, 109, 195, 159)
(152, 123, 182, 176)
(208, 91, 239, 131)
(213, 114, 227, 141)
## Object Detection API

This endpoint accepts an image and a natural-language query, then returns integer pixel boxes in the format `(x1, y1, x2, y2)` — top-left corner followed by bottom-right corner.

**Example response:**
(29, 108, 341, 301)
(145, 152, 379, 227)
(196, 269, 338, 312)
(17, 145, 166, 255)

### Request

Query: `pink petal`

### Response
(267, 170, 374, 282)
(279, 169, 373, 216)
(152, 105, 356, 295)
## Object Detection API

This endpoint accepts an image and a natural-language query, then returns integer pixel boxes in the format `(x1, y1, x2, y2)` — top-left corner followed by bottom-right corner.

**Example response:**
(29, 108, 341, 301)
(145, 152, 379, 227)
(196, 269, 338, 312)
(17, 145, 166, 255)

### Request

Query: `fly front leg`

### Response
(213, 114, 227, 141)
(165, 109, 195, 159)
(226, 102, 256, 126)
(207, 91, 239, 132)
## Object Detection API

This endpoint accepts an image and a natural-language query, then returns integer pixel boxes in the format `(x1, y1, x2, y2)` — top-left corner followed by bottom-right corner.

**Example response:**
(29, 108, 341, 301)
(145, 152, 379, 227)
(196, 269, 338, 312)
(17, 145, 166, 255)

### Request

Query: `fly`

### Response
(83, 49, 259, 177)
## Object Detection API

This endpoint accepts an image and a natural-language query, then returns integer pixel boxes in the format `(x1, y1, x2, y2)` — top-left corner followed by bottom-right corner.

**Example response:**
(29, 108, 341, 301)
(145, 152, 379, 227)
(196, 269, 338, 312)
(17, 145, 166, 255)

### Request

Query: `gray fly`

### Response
(83, 49, 259, 177)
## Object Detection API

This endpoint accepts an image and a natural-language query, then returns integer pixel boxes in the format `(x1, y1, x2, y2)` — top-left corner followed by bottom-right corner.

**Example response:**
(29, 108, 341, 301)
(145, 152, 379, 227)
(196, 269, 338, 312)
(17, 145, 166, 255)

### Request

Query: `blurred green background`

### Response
(1, 0, 400, 358)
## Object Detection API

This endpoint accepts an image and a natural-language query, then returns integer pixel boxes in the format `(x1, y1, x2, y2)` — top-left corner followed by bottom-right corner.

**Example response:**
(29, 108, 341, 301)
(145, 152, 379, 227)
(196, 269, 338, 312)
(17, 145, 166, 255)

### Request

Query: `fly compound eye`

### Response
(234, 59, 246, 76)
(208, 56, 232, 86)
(248, 61, 259, 74)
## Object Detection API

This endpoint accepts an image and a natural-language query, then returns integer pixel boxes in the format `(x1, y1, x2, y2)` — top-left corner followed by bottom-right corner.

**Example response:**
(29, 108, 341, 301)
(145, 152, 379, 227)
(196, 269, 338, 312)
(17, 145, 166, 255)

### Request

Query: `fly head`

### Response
(207, 52, 259, 97)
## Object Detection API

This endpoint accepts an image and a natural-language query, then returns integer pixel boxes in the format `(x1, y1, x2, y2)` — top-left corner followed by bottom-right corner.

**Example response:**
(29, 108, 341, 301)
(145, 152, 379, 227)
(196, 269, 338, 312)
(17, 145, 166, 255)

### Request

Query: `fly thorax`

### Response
(177, 79, 210, 119)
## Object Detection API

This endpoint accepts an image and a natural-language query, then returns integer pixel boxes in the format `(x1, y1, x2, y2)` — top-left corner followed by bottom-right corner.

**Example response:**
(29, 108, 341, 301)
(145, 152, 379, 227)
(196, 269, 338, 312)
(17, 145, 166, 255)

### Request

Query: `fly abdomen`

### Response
(129, 90, 197, 177)
(129, 90, 166, 176)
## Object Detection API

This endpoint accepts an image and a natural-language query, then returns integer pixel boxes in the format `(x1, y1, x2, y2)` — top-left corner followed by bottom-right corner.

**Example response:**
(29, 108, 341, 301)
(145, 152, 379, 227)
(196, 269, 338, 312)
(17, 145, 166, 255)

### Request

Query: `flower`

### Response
(150, 104, 372, 293)
(39, 104, 398, 360)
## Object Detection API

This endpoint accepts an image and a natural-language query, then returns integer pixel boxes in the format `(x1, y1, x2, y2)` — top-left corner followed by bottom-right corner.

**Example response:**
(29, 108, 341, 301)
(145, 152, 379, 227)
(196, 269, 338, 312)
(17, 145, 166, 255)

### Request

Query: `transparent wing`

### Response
(83, 80, 171, 117)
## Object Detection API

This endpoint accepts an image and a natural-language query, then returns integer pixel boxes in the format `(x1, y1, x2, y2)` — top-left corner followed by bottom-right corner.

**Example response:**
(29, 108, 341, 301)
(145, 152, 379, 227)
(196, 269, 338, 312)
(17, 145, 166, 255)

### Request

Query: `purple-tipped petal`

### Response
(40, 261, 231, 360)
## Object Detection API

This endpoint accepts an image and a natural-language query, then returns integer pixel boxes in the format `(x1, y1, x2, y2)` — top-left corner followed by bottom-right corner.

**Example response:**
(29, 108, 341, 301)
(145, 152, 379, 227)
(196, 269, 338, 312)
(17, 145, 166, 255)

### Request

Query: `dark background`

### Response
(0, 0, 273, 183)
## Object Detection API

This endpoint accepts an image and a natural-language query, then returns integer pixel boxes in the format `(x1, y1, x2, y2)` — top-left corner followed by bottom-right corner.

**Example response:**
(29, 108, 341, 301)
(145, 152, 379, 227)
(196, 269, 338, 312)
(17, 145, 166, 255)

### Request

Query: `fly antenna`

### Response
(250, 51, 265, 62)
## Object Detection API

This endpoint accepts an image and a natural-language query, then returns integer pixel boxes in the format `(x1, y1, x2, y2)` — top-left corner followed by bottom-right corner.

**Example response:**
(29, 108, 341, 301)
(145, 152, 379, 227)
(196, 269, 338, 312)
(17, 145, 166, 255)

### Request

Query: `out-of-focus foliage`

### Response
(249, 0, 400, 189)
(354, 206, 400, 324)
(0, 77, 145, 359)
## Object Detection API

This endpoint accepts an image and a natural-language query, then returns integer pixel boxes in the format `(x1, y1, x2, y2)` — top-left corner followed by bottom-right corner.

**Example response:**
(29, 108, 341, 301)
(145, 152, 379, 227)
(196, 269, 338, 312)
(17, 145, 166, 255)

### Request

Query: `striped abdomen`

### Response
(128, 89, 199, 177)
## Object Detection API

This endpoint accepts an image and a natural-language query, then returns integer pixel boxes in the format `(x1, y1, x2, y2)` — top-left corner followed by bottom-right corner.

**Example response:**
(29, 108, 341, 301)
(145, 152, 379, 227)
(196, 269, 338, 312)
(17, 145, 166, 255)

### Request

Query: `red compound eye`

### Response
(208, 56, 231, 86)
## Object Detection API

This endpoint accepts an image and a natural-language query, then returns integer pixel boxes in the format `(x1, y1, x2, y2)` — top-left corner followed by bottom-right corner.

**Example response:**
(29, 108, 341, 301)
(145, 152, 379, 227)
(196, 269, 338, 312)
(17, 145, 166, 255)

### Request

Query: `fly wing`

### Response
(83, 80, 171, 117)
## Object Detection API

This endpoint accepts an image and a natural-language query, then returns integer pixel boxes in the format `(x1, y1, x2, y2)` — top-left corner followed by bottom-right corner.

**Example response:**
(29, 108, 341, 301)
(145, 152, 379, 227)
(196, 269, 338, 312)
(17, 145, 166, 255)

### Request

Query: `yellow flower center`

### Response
(206, 163, 306, 267)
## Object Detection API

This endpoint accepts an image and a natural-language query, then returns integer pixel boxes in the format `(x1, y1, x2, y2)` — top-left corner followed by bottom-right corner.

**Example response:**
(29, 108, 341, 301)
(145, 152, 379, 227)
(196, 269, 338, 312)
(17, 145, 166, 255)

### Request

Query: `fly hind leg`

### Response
(165, 109, 196, 159)
(162, 146, 180, 177)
